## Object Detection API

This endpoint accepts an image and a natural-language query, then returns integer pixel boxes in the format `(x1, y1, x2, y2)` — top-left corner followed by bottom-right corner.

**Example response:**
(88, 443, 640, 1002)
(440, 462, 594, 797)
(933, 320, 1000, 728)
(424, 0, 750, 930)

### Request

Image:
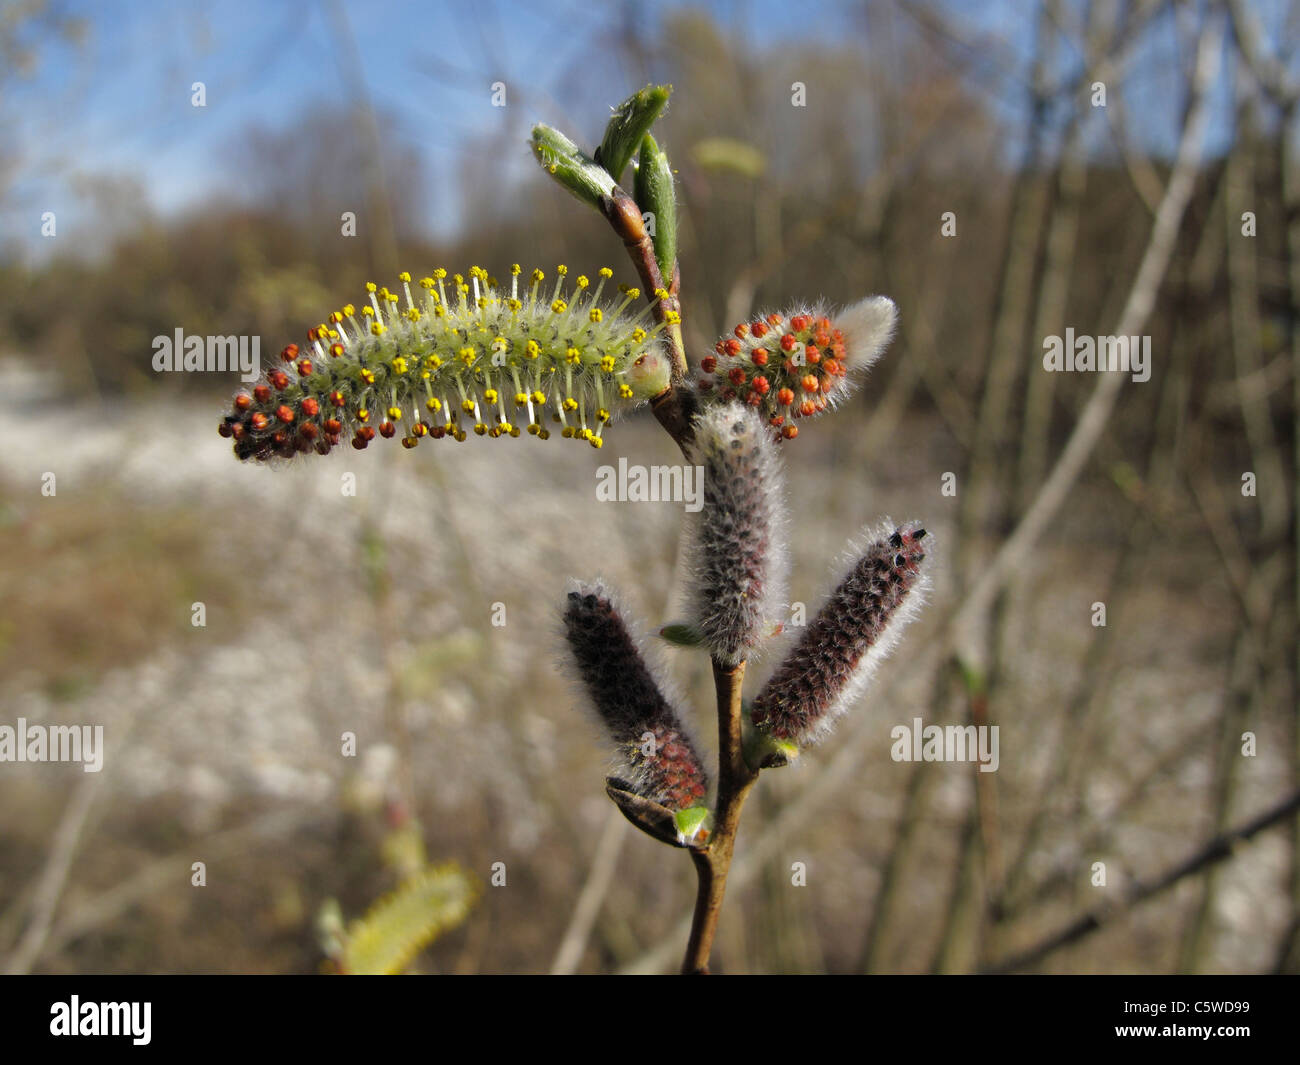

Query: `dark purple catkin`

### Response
(562, 581, 708, 811)
(686, 403, 787, 666)
(750, 522, 929, 747)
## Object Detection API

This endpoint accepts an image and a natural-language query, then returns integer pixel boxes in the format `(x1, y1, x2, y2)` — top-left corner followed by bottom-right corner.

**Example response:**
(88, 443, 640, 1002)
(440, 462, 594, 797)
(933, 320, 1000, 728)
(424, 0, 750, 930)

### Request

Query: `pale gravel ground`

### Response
(0, 355, 1291, 972)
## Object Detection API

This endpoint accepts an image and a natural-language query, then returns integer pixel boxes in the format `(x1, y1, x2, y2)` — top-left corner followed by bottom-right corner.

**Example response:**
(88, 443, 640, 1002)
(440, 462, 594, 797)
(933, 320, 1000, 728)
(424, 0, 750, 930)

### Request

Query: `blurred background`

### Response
(0, 0, 1296, 974)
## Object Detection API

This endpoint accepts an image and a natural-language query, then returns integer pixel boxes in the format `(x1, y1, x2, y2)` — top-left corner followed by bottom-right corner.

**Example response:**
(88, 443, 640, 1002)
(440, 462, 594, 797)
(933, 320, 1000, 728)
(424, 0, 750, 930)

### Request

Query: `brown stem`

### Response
(599, 185, 696, 455)
(599, 173, 751, 975)
(680, 659, 758, 974)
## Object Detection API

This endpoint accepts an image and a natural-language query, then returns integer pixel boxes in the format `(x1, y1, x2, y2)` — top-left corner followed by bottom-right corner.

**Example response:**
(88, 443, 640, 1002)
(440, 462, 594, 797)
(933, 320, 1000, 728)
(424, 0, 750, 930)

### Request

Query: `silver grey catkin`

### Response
(685, 403, 788, 667)
(750, 522, 929, 747)
(562, 580, 709, 811)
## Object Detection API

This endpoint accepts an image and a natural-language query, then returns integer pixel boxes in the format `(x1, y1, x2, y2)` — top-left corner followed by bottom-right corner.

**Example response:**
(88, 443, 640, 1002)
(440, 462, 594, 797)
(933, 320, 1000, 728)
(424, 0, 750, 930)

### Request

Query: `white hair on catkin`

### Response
(835, 295, 897, 377)
(684, 402, 789, 666)
(750, 517, 931, 749)
(557, 577, 710, 809)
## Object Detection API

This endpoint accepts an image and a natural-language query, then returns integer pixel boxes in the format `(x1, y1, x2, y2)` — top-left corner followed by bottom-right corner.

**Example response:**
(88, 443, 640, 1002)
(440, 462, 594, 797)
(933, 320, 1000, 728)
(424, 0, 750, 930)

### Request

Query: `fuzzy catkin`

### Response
(219, 265, 673, 460)
(750, 522, 928, 747)
(562, 581, 708, 812)
(694, 295, 897, 439)
(686, 403, 787, 666)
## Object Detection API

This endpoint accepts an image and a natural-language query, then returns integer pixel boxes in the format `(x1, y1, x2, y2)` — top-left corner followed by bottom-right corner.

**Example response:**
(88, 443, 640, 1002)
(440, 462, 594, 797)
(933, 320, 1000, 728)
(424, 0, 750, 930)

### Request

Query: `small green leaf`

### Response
(658, 622, 703, 648)
(597, 84, 671, 183)
(531, 124, 617, 209)
(634, 132, 677, 288)
(743, 719, 800, 770)
(673, 805, 712, 845)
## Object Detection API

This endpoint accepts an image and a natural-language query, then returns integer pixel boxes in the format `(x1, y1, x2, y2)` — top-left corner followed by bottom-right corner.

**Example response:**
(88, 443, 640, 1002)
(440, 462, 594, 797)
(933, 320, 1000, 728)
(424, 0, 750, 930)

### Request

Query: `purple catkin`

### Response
(686, 403, 787, 667)
(750, 522, 929, 747)
(563, 581, 709, 811)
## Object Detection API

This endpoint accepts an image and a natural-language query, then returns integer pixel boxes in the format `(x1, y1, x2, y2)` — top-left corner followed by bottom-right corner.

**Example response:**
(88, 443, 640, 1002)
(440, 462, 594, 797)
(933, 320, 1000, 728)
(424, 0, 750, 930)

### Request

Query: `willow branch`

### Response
(599, 186, 696, 453)
(680, 658, 757, 974)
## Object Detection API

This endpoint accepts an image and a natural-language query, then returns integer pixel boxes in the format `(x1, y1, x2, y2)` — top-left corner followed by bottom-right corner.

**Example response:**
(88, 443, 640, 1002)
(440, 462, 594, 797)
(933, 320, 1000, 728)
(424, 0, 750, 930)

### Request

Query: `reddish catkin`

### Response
(750, 522, 929, 747)
(686, 403, 788, 666)
(562, 581, 709, 812)
(695, 296, 897, 436)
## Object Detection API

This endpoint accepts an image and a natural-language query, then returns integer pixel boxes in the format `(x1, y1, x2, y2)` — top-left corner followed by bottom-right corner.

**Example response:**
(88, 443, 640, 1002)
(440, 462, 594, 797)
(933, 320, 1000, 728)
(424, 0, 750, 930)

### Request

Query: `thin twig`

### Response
(950, 11, 1222, 643)
(598, 186, 696, 453)
(2, 774, 103, 975)
(984, 790, 1300, 973)
(38, 809, 307, 963)
(679, 659, 756, 974)
(549, 806, 629, 975)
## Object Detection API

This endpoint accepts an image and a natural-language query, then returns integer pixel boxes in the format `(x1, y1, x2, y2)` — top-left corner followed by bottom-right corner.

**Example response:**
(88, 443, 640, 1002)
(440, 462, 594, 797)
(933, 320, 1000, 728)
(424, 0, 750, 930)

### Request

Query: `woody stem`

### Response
(680, 658, 757, 974)
(599, 186, 696, 454)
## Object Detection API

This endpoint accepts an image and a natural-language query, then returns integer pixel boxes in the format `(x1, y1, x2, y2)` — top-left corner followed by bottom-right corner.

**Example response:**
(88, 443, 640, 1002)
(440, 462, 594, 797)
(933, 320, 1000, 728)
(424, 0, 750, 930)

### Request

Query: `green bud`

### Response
(597, 84, 671, 182)
(658, 622, 704, 648)
(634, 132, 677, 289)
(743, 717, 800, 770)
(673, 805, 712, 846)
(531, 124, 617, 209)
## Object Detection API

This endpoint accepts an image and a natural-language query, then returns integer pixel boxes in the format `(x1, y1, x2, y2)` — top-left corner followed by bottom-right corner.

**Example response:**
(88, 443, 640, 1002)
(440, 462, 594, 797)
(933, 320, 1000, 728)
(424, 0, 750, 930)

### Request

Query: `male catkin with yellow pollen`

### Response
(218, 266, 673, 460)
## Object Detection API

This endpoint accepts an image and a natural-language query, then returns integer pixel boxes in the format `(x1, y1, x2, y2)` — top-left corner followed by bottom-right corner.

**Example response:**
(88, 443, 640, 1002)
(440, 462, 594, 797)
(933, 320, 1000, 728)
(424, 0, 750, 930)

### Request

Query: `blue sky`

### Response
(2, 0, 1294, 262)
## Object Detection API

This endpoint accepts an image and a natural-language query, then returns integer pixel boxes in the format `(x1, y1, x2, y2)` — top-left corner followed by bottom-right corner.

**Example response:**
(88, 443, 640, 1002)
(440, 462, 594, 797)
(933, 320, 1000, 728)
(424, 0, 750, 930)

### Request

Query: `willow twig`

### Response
(680, 659, 757, 974)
